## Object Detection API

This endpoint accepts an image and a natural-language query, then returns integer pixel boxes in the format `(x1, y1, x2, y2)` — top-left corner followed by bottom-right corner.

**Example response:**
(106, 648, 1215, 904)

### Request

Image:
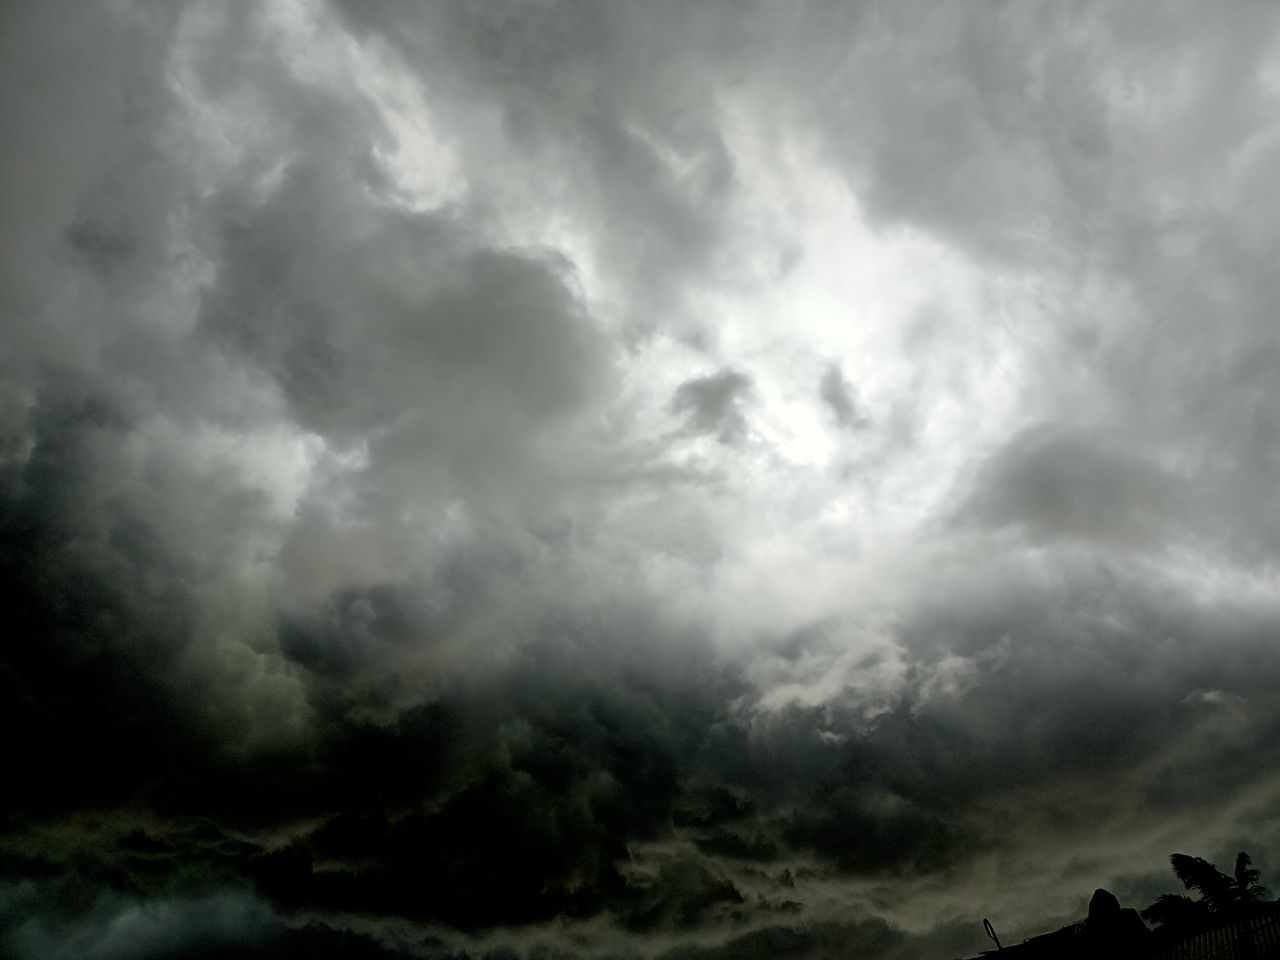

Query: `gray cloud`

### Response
(4, 2, 1280, 958)
(819, 365, 863, 432)
(672, 369, 754, 444)
(959, 427, 1186, 547)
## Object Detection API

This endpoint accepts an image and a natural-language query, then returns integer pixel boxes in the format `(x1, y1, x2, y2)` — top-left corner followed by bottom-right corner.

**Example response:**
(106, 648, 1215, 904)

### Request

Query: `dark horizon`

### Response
(4, 3, 1280, 959)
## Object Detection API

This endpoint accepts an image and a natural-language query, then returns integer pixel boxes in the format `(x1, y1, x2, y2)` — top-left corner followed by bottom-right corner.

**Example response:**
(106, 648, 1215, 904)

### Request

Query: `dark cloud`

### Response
(959, 427, 1186, 546)
(672, 369, 754, 444)
(0, 885, 425, 960)
(818, 365, 862, 432)
(200, 161, 608, 448)
(0, 381, 263, 814)
(658, 916, 982, 960)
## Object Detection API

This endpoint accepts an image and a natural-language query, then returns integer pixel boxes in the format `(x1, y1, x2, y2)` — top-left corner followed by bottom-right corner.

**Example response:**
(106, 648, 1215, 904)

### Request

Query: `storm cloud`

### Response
(4, 2, 1280, 958)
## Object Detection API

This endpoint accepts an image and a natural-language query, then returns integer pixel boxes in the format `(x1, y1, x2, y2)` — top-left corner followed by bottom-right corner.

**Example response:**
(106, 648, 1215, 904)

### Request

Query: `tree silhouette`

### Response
(1231, 851, 1268, 908)
(1142, 851, 1270, 932)
(1142, 893, 1212, 931)
(1170, 854, 1235, 913)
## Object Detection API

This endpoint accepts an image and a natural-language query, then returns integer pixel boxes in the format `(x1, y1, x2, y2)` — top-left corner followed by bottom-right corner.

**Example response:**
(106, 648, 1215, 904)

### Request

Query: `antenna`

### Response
(983, 918, 1003, 950)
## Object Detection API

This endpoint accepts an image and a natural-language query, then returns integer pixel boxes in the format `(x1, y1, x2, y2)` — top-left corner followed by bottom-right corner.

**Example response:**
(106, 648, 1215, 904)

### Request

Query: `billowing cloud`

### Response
(4, 2, 1280, 959)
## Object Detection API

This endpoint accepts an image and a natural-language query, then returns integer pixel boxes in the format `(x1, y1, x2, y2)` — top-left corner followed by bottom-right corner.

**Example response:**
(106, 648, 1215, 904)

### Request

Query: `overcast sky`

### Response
(4, 2, 1280, 958)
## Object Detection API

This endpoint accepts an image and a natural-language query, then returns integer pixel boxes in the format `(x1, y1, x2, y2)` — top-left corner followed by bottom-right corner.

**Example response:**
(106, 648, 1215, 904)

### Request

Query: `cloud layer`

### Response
(4, 2, 1280, 958)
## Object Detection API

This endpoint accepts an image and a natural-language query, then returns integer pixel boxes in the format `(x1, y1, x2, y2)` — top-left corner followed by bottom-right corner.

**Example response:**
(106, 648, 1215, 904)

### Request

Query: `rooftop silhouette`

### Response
(960, 852, 1280, 960)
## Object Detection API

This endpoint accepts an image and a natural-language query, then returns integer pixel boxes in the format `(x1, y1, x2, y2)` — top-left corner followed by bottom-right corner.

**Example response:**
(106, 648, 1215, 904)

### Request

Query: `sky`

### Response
(3, 2, 1280, 958)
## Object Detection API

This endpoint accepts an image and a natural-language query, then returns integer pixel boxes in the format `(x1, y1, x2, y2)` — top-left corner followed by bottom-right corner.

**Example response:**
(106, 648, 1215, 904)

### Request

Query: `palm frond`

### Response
(1170, 853, 1234, 912)
(1232, 851, 1268, 904)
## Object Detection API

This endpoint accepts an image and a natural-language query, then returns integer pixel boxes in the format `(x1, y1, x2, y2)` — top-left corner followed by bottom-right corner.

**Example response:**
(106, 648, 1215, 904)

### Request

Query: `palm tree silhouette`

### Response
(1142, 851, 1270, 931)
(1231, 852, 1268, 908)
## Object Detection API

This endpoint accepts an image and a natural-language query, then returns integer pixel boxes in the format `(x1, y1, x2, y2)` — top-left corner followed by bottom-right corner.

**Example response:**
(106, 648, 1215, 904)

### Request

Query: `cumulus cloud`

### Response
(5, 1, 1280, 958)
